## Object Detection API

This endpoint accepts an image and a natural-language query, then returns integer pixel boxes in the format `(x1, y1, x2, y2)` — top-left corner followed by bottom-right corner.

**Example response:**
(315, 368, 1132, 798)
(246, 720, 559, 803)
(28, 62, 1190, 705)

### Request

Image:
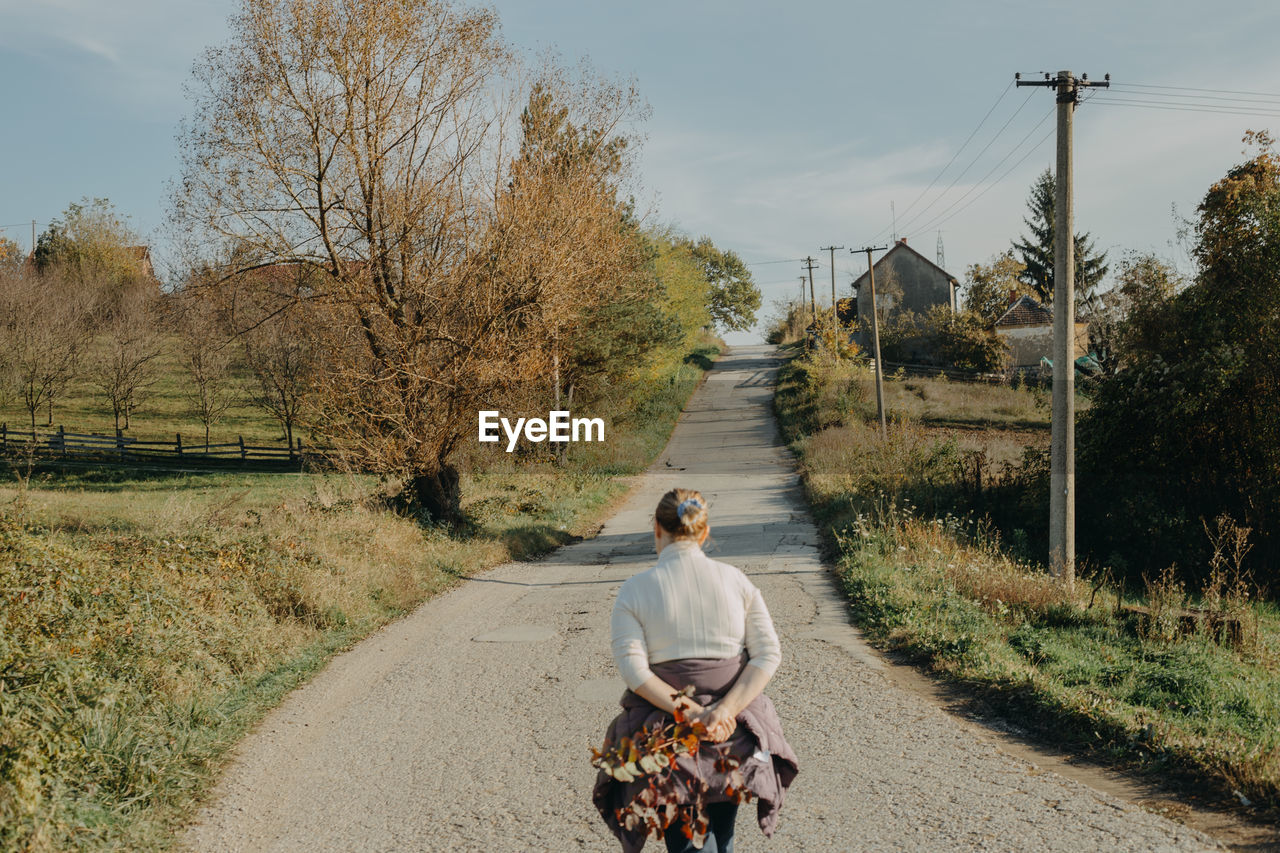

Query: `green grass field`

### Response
(1, 333, 291, 446)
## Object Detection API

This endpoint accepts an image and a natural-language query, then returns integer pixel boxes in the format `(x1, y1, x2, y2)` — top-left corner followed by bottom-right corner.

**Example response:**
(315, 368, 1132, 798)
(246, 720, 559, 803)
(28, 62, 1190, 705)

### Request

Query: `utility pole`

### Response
(1016, 69, 1109, 590)
(798, 276, 807, 311)
(821, 245, 845, 346)
(854, 245, 889, 437)
(803, 256, 819, 331)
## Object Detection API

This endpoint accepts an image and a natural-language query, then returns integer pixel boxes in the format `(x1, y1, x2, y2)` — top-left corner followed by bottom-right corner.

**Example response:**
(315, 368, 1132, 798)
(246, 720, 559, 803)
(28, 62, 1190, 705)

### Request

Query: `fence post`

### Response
(3, 422, 8, 454)
(57, 425, 66, 459)
(296, 437, 304, 471)
(175, 433, 182, 458)
(238, 436, 247, 465)
(116, 428, 125, 462)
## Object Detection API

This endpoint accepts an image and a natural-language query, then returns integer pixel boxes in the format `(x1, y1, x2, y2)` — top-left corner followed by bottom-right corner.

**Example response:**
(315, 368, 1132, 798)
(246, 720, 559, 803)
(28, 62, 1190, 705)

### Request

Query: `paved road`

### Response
(185, 345, 1218, 852)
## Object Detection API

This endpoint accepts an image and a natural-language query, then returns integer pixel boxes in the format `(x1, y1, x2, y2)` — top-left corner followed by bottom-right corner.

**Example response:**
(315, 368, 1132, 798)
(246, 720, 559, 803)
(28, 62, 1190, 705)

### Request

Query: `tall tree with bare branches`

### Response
(174, 0, 648, 522)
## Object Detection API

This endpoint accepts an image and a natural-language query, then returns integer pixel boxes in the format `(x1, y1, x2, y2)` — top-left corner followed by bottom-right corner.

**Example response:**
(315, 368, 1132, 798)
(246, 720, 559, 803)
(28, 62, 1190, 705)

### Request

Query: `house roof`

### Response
(851, 239, 959, 291)
(994, 295, 1053, 327)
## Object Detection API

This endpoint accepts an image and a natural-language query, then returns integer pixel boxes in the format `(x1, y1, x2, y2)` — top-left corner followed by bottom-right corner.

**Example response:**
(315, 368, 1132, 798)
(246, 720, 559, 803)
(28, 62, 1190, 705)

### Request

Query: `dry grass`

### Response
(0, 340, 717, 850)
(777, 349, 1280, 818)
(882, 372, 1056, 430)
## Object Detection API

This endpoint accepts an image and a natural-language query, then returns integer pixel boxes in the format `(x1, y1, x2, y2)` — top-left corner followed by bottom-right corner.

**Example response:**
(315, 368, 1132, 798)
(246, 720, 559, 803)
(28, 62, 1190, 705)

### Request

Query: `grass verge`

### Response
(0, 340, 719, 851)
(774, 346, 1280, 821)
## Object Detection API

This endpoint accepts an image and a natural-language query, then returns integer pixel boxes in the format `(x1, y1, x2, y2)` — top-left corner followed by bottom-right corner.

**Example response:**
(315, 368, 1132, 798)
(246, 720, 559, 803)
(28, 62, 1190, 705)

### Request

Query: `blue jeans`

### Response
(663, 802, 738, 853)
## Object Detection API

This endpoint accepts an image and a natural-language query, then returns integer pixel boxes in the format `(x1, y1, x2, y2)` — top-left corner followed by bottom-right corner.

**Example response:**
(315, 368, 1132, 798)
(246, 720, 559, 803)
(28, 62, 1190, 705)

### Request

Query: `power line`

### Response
(744, 258, 806, 266)
(1108, 86, 1280, 107)
(1090, 97, 1280, 119)
(893, 87, 1040, 236)
(1118, 81, 1280, 101)
(907, 124, 1056, 238)
(906, 107, 1055, 238)
(872, 80, 1015, 244)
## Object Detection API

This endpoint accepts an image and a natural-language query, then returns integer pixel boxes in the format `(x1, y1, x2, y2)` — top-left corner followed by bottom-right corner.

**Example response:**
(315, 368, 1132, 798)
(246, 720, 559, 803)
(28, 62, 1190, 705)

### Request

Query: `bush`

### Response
(1078, 134, 1280, 588)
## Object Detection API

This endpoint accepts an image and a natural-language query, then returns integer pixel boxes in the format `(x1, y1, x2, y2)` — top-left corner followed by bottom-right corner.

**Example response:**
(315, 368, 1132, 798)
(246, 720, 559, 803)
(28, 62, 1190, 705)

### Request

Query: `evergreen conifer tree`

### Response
(1011, 169, 1109, 306)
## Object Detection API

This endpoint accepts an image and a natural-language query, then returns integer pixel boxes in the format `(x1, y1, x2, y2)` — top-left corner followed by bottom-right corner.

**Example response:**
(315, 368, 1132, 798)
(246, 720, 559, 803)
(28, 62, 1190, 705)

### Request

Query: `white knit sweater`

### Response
(610, 539, 782, 691)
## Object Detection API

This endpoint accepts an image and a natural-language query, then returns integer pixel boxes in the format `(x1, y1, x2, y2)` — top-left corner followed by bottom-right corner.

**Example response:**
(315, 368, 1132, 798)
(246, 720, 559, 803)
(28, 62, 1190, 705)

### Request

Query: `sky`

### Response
(3, 1, 1280, 345)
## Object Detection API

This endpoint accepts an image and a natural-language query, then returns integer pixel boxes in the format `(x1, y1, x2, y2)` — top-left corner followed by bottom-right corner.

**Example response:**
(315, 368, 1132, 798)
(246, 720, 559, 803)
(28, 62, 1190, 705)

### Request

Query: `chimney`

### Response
(1007, 289, 1019, 307)
(897, 237, 907, 245)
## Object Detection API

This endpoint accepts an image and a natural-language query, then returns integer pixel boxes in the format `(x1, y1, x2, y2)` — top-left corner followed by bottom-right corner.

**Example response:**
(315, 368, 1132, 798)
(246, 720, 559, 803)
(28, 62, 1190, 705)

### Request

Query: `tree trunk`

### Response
(404, 463, 462, 527)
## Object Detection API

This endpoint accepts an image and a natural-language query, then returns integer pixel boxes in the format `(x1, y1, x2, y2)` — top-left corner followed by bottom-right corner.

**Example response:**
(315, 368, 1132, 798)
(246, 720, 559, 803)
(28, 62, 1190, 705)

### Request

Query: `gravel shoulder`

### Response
(184, 346, 1221, 852)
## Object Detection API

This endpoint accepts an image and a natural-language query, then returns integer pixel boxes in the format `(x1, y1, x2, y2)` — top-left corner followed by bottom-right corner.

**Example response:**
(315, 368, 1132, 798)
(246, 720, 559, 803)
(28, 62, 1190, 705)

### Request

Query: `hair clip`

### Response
(676, 497, 704, 520)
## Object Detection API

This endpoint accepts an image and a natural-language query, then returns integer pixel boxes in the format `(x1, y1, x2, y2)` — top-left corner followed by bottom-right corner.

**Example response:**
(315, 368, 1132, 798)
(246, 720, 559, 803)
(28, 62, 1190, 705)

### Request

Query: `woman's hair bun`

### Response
(655, 488, 709, 540)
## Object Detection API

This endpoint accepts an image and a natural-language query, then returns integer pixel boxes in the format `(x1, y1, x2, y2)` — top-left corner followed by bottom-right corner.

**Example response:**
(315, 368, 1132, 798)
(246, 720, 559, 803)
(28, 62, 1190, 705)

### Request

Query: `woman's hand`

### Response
(693, 703, 737, 743)
(673, 696, 704, 720)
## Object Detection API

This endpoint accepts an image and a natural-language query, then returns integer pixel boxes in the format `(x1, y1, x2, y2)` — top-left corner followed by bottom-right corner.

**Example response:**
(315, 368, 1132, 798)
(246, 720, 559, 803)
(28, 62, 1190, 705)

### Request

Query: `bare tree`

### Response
(0, 268, 92, 431)
(172, 288, 240, 448)
(174, 0, 646, 522)
(89, 287, 165, 431)
(236, 278, 319, 452)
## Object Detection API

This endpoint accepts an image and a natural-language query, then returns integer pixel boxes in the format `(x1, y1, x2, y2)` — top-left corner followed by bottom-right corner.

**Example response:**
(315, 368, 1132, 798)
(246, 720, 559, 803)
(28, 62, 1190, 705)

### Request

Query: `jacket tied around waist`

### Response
(592, 654, 799, 853)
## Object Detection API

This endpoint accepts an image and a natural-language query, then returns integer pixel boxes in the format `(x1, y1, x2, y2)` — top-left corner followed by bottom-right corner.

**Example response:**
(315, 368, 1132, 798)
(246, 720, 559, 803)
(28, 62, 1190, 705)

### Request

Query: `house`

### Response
(994, 295, 1089, 369)
(850, 238, 959, 362)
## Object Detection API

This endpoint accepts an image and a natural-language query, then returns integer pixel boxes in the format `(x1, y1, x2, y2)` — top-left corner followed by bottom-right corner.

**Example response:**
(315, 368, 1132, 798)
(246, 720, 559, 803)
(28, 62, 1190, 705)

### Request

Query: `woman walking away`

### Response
(593, 488, 798, 853)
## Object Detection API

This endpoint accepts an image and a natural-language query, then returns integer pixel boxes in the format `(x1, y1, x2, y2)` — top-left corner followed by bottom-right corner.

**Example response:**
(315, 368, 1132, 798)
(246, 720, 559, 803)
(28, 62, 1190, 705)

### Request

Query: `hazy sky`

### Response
(3, 1, 1279, 343)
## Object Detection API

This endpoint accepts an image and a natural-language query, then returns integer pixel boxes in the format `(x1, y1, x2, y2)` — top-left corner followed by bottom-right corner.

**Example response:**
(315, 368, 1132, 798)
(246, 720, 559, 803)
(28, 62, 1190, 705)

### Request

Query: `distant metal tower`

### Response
(936, 231, 946, 269)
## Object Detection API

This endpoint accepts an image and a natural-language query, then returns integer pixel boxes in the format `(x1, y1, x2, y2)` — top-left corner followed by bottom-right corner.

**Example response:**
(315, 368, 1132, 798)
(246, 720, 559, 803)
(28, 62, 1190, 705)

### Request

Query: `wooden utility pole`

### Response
(821, 245, 845, 345)
(803, 256, 819, 328)
(855, 246, 889, 437)
(1016, 69, 1109, 589)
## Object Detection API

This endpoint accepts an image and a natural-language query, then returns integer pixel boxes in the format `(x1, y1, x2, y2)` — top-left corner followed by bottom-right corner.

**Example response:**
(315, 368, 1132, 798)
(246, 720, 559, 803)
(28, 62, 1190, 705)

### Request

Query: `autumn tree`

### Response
(1012, 169, 1110, 305)
(963, 250, 1032, 324)
(682, 237, 760, 332)
(88, 287, 165, 431)
(498, 78, 668, 422)
(1078, 132, 1280, 583)
(926, 306, 1009, 372)
(0, 236, 22, 272)
(0, 268, 93, 430)
(34, 199, 152, 307)
(172, 286, 240, 448)
(241, 296, 319, 453)
(650, 231, 712, 350)
(174, 0, 648, 521)
(1081, 252, 1185, 370)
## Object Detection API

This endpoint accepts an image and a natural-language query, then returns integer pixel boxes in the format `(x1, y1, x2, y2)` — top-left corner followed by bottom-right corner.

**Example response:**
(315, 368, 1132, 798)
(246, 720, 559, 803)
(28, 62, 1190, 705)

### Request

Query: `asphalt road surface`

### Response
(185, 345, 1219, 852)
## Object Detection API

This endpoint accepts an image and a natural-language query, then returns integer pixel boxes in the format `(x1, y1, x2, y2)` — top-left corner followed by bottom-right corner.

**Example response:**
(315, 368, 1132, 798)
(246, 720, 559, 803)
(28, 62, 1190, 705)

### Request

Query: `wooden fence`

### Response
(879, 360, 1010, 384)
(0, 424, 329, 471)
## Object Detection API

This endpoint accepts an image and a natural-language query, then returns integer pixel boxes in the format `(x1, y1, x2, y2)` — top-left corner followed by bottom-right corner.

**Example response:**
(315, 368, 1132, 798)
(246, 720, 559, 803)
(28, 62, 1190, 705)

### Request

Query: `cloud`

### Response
(59, 32, 120, 64)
